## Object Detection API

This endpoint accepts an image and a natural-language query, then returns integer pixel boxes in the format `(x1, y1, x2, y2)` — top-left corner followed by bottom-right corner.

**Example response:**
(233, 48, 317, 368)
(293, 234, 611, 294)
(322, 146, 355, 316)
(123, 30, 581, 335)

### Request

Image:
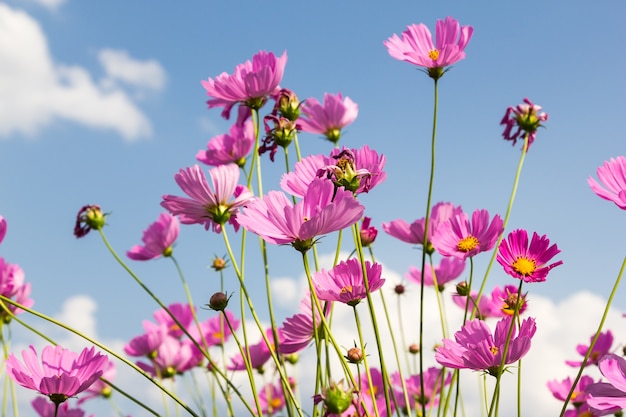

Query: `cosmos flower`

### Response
(0, 215, 6, 245)
(5, 345, 108, 405)
(313, 258, 385, 306)
(153, 302, 195, 339)
(196, 119, 255, 167)
(385, 17, 473, 79)
(547, 375, 597, 408)
(161, 164, 254, 233)
(31, 397, 86, 417)
(359, 217, 378, 247)
(77, 360, 115, 404)
(228, 328, 283, 372)
(279, 294, 331, 354)
(431, 209, 504, 260)
(202, 50, 287, 118)
(298, 93, 358, 143)
(405, 257, 465, 290)
(257, 381, 286, 415)
(586, 354, 626, 415)
(566, 330, 614, 368)
(391, 367, 451, 409)
(435, 316, 536, 377)
(238, 178, 364, 253)
(0, 257, 34, 320)
(383, 202, 463, 251)
(500, 98, 548, 151)
(188, 310, 240, 349)
(136, 335, 201, 378)
(497, 229, 563, 283)
(124, 321, 167, 357)
(127, 213, 179, 261)
(588, 156, 626, 210)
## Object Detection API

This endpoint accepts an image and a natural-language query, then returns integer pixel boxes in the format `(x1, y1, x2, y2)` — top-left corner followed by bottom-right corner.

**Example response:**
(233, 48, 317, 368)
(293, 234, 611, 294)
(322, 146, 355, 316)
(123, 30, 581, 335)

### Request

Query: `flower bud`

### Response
(345, 347, 363, 364)
(359, 217, 378, 247)
(408, 344, 420, 354)
(207, 292, 230, 311)
(394, 284, 405, 295)
(322, 380, 353, 414)
(211, 256, 228, 272)
(74, 205, 106, 238)
(456, 281, 470, 296)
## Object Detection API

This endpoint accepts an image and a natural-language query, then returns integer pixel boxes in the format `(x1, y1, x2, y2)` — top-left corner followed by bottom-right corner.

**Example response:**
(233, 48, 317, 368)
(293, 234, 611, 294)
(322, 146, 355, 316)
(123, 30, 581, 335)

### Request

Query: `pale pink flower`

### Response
(136, 335, 200, 378)
(497, 229, 562, 283)
(547, 375, 597, 407)
(127, 213, 179, 261)
(588, 156, 626, 210)
(0, 215, 6, 245)
(124, 321, 167, 357)
(405, 257, 465, 290)
(32, 397, 86, 417)
(587, 354, 626, 415)
(299, 93, 358, 143)
(0, 258, 33, 319)
(228, 328, 283, 372)
(566, 330, 614, 368)
(391, 367, 451, 409)
(431, 209, 504, 259)
(153, 302, 195, 339)
(385, 17, 473, 79)
(238, 178, 364, 253)
(196, 119, 255, 167)
(202, 50, 287, 118)
(501, 98, 549, 150)
(5, 345, 108, 405)
(313, 258, 385, 306)
(161, 164, 253, 233)
(383, 202, 463, 251)
(257, 381, 286, 415)
(435, 316, 536, 376)
(279, 294, 331, 354)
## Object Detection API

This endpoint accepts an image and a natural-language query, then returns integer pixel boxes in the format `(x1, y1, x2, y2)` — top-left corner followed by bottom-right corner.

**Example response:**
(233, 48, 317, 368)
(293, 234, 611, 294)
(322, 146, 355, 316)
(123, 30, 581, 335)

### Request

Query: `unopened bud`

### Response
(208, 292, 230, 311)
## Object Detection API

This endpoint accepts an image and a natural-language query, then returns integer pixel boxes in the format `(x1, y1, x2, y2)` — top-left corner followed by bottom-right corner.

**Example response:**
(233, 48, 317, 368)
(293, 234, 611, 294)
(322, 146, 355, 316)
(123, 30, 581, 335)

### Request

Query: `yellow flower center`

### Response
(428, 49, 440, 61)
(490, 345, 499, 355)
(212, 331, 223, 340)
(512, 257, 536, 276)
(457, 235, 479, 252)
(269, 397, 282, 410)
(340, 285, 353, 294)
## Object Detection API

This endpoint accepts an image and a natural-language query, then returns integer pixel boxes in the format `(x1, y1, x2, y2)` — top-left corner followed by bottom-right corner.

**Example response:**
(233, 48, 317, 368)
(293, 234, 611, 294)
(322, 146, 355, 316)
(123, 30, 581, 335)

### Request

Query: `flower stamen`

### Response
(428, 49, 440, 61)
(457, 235, 479, 252)
(512, 257, 536, 276)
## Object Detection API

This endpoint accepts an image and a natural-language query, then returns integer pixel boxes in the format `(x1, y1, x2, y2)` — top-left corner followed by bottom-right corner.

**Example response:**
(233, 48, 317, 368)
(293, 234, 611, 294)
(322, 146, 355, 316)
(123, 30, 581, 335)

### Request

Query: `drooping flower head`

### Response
(238, 178, 364, 253)
(500, 98, 548, 151)
(405, 257, 465, 291)
(497, 229, 563, 283)
(127, 213, 179, 261)
(313, 258, 385, 306)
(435, 316, 536, 377)
(588, 156, 626, 210)
(385, 17, 474, 80)
(196, 119, 255, 167)
(431, 209, 504, 260)
(74, 205, 106, 238)
(201, 50, 287, 118)
(299, 93, 358, 143)
(566, 330, 614, 368)
(5, 345, 108, 405)
(161, 164, 253, 233)
(586, 354, 626, 415)
(383, 202, 463, 253)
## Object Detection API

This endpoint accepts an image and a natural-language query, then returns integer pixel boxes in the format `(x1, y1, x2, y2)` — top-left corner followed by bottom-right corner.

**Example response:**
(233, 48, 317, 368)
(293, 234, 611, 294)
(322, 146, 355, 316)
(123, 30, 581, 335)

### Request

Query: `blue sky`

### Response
(1, 1, 626, 416)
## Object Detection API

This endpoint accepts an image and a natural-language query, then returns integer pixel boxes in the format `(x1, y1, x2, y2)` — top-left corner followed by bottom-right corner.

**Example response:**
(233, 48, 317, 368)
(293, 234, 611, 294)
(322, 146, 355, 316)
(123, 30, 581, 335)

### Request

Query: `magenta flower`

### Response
(299, 93, 358, 143)
(257, 381, 286, 415)
(356, 368, 393, 417)
(566, 330, 614, 368)
(0, 258, 33, 321)
(228, 328, 283, 372)
(0, 215, 6, 245)
(588, 156, 626, 210)
(547, 375, 597, 408)
(313, 258, 385, 306)
(124, 321, 167, 357)
(201, 50, 287, 118)
(405, 257, 465, 290)
(161, 164, 253, 233)
(391, 367, 451, 409)
(238, 178, 364, 253)
(188, 310, 240, 349)
(587, 354, 626, 415)
(501, 98, 548, 151)
(487, 284, 529, 317)
(431, 209, 504, 260)
(497, 229, 563, 283)
(136, 335, 200, 378)
(153, 302, 195, 339)
(435, 316, 536, 376)
(383, 202, 463, 252)
(359, 216, 378, 247)
(385, 17, 473, 79)
(279, 294, 331, 354)
(5, 345, 108, 405)
(127, 213, 179, 261)
(196, 119, 255, 167)
(77, 360, 115, 404)
(32, 397, 86, 417)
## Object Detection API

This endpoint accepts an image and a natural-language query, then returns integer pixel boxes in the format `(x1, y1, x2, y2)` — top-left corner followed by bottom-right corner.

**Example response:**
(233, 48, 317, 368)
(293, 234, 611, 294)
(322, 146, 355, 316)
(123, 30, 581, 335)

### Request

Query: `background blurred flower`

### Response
(127, 213, 179, 261)
(588, 156, 626, 210)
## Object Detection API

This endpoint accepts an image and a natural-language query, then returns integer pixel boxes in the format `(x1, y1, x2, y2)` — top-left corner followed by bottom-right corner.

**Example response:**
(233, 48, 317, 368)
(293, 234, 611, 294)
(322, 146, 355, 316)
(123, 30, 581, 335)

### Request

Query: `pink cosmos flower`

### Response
(588, 156, 626, 210)
(136, 335, 200, 378)
(279, 294, 331, 354)
(196, 119, 255, 167)
(228, 328, 283, 372)
(313, 258, 385, 306)
(77, 360, 115, 404)
(435, 316, 536, 376)
(5, 345, 108, 405)
(385, 17, 473, 79)
(161, 164, 253, 233)
(431, 209, 504, 260)
(547, 375, 597, 408)
(257, 381, 286, 415)
(298, 93, 358, 143)
(566, 330, 614, 368)
(501, 98, 548, 151)
(586, 354, 626, 415)
(153, 302, 195, 339)
(405, 257, 465, 290)
(356, 367, 393, 417)
(127, 213, 179, 261)
(188, 310, 240, 349)
(0, 257, 34, 319)
(487, 284, 529, 317)
(238, 178, 364, 253)
(497, 229, 563, 283)
(359, 216, 378, 247)
(201, 50, 287, 118)
(32, 397, 87, 417)
(391, 367, 451, 410)
(124, 321, 167, 357)
(0, 215, 6, 245)
(383, 202, 463, 251)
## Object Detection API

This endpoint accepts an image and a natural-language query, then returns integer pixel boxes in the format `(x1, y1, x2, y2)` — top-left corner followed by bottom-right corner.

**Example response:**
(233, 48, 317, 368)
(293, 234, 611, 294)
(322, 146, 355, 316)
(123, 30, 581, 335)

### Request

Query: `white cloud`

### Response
(0, 4, 160, 141)
(26, 0, 66, 11)
(98, 48, 166, 91)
